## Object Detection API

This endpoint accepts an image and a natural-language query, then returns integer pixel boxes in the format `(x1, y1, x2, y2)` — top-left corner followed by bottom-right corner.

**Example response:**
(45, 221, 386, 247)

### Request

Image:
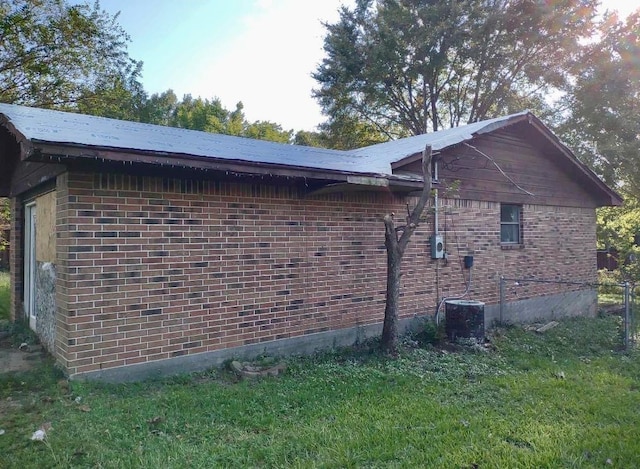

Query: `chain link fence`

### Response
(499, 277, 636, 349)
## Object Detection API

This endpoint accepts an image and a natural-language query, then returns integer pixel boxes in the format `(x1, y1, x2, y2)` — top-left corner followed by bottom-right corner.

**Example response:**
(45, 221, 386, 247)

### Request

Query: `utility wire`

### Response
(435, 207, 473, 325)
(462, 142, 535, 197)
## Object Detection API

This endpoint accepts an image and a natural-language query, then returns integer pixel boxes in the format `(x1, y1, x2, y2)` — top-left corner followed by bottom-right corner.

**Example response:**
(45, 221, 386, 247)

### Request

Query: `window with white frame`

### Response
(500, 204, 522, 244)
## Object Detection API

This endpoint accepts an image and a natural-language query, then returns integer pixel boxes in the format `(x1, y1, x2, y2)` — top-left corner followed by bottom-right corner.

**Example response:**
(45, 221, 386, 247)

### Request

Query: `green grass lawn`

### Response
(0, 271, 9, 322)
(0, 315, 638, 468)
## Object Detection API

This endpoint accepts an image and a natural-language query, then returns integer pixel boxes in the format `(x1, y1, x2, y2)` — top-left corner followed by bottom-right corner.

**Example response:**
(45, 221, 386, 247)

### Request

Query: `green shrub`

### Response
(413, 318, 446, 345)
(598, 268, 622, 287)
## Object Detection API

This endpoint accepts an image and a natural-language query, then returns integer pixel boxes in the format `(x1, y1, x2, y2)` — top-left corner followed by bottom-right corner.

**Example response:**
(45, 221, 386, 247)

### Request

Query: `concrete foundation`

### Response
(71, 315, 428, 382)
(485, 288, 597, 326)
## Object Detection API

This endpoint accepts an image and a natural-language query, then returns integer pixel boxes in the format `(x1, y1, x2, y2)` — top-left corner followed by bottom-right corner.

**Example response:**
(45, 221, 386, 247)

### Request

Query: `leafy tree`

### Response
(317, 112, 388, 150)
(244, 121, 292, 144)
(169, 95, 293, 143)
(314, 0, 597, 137)
(140, 90, 179, 126)
(560, 11, 640, 198)
(294, 130, 325, 147)
(293, 118, 388, 150)
(0, 0, 141, 109)
(597, 200, 640, 282)
(74, 61, 147, 121)
(171, 95, 229, 133)
(558, 11, 640, 284)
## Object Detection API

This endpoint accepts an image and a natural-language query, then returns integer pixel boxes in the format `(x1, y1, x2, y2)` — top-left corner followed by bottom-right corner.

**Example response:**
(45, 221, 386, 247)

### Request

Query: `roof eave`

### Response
(0, 111, 34, 161)
(29, 140, 415, 188)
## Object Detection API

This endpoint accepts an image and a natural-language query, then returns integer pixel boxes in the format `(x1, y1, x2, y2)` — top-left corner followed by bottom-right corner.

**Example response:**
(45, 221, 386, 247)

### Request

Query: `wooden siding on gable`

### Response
(10, 161, 65, 197)
(399, 125, 602, 208)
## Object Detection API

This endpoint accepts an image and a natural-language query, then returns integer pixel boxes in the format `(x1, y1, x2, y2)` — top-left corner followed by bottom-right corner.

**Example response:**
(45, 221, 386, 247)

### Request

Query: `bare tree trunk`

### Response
(382, 217, 401, 354)
(380, 145, 433, 355)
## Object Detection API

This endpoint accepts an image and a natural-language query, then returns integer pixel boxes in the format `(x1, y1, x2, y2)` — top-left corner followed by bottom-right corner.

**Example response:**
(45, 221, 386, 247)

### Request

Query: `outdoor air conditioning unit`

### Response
(430, 234, 444, 259)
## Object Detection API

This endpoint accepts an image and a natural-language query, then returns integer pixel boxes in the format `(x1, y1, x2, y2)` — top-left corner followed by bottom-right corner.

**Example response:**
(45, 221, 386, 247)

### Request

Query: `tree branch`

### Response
(398, 145, 432, 253)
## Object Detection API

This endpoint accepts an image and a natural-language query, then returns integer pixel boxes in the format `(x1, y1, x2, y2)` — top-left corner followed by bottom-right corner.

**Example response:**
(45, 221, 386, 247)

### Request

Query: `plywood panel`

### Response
(35, 190, 56, 262)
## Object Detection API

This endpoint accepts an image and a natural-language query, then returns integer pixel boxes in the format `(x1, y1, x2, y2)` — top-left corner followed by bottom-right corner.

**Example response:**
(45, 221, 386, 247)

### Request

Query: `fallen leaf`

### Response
(79, 405, 91, 412)
(40, 422, 52, 432)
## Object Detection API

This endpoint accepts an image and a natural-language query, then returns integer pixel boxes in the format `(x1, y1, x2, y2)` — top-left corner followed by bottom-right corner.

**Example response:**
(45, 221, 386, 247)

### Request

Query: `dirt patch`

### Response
(0, 334, 46, 374)
(0, 396, 23, 414)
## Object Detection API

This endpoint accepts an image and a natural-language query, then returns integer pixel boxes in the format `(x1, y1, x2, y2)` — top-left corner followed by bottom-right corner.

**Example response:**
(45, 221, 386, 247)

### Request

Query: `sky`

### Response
(98, 0, 639, 133)
(98, 0, 354, 131)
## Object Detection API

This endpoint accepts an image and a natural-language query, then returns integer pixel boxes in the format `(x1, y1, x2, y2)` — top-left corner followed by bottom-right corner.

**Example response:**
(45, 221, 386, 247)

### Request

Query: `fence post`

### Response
(624, 282, 630, 349)
(499, 276, 505, 323)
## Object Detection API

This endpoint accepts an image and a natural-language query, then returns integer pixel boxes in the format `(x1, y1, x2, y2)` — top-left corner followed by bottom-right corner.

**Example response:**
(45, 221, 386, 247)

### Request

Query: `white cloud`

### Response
(185, 0, 353, 131)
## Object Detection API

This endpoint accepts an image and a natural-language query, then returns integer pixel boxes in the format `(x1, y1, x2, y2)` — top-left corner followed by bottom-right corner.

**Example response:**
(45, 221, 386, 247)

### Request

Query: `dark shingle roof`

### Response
(0, 103, 621, 205)
(0, 103, 529, 176)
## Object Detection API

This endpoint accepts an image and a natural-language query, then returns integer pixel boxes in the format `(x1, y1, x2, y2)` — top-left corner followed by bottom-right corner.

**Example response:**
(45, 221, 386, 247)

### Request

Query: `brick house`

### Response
(0, 104, 621, 381)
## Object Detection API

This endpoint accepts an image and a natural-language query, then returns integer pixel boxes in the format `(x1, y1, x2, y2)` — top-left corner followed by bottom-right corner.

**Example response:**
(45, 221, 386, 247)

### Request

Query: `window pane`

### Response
(501, 204, 520, 223)
(501, 224, 519, 243)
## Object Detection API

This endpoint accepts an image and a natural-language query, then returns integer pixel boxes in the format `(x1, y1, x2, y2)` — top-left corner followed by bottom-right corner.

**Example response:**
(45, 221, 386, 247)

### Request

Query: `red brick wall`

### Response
(438, 199, 597, 304)
(54, 171, 597, 376)
(55, 173, 71, 369)
(9, 198, 23, 322)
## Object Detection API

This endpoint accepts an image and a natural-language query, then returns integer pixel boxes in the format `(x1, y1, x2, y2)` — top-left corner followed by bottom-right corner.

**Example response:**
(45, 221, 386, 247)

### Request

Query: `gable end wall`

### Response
(402, 128, 603, 207)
